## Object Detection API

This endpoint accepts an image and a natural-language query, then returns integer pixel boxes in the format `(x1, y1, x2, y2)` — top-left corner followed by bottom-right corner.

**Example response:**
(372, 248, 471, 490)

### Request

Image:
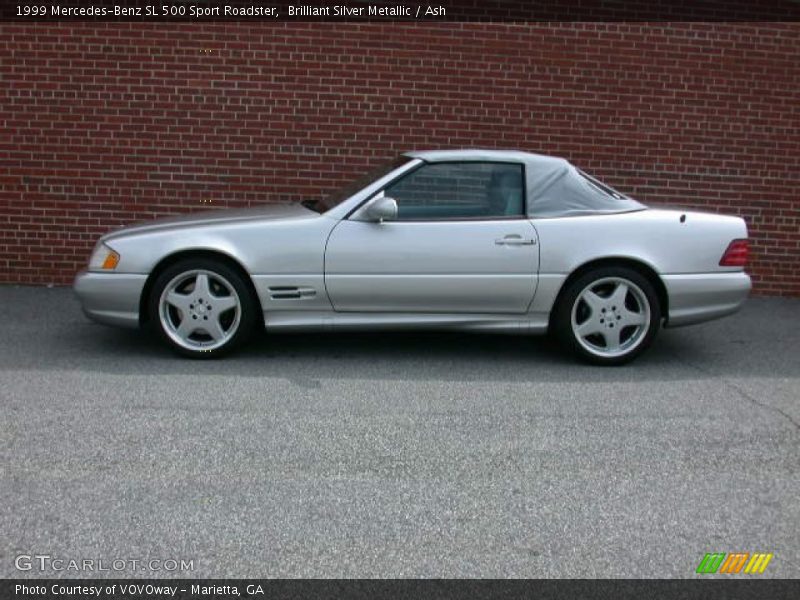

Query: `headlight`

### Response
(88, 242, 120, 271)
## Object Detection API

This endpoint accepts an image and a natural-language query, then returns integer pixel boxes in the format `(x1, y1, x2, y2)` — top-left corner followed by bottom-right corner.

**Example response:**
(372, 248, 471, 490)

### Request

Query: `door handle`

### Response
(495, 236, 536, 246)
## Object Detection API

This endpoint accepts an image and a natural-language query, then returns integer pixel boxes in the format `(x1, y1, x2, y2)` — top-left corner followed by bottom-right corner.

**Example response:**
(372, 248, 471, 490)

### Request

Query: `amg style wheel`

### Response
(148, 258, 257, 358)
(555, 266, 661, 365)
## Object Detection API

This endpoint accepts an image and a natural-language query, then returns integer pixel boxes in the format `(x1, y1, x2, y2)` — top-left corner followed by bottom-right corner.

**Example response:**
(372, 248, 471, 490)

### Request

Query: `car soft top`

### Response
(406, 149, 646, 218)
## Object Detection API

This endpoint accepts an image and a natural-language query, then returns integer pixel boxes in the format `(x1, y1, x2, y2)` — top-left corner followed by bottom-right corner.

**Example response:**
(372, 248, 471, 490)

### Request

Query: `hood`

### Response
(102, 203, 315, 242)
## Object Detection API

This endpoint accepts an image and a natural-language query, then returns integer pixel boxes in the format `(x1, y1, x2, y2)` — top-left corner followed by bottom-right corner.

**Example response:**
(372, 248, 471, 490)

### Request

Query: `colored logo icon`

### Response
(696, 553, 773, 574)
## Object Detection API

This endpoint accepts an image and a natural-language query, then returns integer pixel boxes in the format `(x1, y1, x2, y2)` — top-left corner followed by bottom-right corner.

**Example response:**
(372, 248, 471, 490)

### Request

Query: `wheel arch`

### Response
(139, 249, 263, 327)
(548, 256, 669, 330)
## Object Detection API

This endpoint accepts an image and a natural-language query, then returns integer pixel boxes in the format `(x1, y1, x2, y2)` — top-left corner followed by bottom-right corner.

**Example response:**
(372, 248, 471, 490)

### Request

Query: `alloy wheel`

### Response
(570, 276, 651, 359)
(158, 269, 241, 352)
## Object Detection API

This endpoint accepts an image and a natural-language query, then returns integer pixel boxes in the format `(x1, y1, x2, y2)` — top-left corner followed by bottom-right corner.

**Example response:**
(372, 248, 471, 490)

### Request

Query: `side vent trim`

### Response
(268, 286, 317, 300)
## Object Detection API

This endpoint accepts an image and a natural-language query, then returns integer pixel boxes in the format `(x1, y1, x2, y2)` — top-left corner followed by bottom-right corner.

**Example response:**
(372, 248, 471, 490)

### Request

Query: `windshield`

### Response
(302, 156, 413, 213)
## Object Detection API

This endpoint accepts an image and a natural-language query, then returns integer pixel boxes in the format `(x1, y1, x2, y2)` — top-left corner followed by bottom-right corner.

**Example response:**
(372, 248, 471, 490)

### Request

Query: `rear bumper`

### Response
(663, 271, 751, 328)
(73, 270, 147, 329)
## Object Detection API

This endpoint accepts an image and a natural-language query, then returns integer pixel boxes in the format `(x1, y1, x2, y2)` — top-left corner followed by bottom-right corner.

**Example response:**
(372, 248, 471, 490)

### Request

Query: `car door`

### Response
(324, 161, 539, 313)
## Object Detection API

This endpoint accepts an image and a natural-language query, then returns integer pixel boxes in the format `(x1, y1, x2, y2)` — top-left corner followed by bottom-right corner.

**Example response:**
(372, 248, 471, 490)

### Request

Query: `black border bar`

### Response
(2, 0, 800, 22)
(4, 579, 800, 600)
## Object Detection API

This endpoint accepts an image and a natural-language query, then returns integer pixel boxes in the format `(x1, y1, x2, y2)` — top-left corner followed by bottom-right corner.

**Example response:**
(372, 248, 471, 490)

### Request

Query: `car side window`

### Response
(383, 162, 525, 221)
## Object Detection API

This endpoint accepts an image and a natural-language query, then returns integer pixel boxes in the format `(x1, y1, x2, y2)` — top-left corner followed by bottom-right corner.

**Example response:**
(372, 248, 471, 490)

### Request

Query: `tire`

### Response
(148, 257, 258, 358)
(553, 266, 661, 366)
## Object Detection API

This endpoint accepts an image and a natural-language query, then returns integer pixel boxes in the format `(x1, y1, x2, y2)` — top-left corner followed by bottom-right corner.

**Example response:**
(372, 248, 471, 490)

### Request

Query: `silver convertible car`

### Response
(74, 150, 751, 365)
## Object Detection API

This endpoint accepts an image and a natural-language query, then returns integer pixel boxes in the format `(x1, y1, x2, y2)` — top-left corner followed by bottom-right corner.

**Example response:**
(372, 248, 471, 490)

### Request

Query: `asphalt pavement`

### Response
(0, 286, 798, 578)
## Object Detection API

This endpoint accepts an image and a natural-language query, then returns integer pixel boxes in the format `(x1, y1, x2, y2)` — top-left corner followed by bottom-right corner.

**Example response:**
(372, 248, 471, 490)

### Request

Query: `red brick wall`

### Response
(1, 22, 798, 294)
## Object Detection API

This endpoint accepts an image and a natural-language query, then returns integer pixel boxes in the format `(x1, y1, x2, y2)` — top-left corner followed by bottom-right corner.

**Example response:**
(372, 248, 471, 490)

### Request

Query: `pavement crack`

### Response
(718, 376, 800, 431)
(666, 349, 800, 431)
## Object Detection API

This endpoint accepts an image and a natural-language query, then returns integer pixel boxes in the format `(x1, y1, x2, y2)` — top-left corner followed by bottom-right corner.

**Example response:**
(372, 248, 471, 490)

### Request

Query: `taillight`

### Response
(719, 239, 749, 267)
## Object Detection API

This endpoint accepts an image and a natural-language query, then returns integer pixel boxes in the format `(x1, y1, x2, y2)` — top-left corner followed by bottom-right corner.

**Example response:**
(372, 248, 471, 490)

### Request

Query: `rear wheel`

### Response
(148, 258, 257, 358)
(554, 266, 661, 365)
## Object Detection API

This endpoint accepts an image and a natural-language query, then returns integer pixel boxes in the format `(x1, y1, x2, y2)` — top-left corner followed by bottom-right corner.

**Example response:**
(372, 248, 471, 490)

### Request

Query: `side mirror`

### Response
(365, 196, 398, 222)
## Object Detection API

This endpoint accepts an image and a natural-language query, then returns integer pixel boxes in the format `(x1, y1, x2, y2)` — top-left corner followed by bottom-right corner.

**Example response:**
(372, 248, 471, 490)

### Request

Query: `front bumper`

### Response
(73, 270, 148, 329)
(663, 271, 751, 328)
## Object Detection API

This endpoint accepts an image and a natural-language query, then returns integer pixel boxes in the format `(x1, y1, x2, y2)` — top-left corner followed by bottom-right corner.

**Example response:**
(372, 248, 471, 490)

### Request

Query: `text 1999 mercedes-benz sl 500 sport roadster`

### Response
(74, 150, 751, 365)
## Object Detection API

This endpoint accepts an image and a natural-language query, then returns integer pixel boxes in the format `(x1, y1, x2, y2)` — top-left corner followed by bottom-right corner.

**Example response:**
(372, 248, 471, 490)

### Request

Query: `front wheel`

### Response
(554, 267, 661, 366)
(148, 258, 257, 358)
